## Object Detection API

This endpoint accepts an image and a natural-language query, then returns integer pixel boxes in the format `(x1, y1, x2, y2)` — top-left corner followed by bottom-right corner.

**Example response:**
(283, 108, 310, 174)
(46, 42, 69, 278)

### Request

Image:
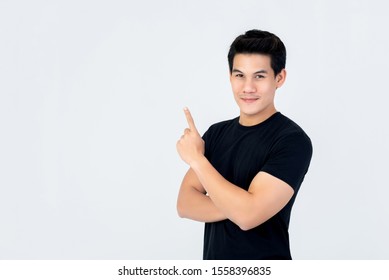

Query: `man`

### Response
(176, 29, 313, 260)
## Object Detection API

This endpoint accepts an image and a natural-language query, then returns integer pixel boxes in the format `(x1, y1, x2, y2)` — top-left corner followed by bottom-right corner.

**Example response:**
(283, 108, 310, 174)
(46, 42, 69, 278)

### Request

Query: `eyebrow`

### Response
(231, 69, 268, 74)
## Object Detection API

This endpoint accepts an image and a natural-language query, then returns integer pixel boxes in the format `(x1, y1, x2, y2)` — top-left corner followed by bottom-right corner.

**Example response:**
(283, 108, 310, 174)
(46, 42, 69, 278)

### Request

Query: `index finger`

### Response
(183, 107, 198, 132)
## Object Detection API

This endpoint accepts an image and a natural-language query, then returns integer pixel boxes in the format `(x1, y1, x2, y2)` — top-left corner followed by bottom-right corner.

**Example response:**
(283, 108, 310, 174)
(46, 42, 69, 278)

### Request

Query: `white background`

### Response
(0, 0, 388, 259)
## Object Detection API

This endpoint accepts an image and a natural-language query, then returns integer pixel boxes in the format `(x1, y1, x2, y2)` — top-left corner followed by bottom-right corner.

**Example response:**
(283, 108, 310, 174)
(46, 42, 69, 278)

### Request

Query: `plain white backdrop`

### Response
(1, 0, 388, 259)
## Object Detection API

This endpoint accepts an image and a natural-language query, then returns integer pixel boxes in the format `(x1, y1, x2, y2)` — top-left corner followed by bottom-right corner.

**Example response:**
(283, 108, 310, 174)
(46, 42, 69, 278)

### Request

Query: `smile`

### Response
(241, 97, 260, 103)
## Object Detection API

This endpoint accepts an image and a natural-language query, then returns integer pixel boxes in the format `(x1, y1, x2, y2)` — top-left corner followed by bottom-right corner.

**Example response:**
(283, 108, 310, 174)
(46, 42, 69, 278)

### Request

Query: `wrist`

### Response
(190, 154, 207, 171)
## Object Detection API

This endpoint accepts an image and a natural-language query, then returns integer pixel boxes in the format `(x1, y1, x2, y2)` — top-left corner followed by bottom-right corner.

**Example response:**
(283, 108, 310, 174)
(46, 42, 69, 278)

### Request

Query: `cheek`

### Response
(232, 80, 245, 90)
(260, 82, 276, 93)
(230, 83, 240, 95)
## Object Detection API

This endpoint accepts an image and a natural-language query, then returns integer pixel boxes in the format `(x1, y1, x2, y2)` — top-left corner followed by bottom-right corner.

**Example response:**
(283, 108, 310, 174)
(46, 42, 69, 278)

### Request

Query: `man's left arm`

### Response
(191, 156, 294, 230)
(177, 108, 294, 231)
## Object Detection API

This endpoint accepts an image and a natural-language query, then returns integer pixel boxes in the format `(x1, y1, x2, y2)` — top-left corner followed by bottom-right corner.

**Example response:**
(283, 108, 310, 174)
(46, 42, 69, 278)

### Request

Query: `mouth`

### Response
(240, 96, 260, 103)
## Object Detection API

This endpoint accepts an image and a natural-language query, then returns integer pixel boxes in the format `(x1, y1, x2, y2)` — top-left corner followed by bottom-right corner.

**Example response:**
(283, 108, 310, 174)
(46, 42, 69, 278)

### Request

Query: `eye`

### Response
(255, 75, 265, 79)
(235, 74, 244, 78)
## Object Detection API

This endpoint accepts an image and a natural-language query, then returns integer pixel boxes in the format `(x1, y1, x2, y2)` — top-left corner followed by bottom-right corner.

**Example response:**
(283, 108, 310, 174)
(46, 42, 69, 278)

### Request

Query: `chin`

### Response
(240, 108, 263, 116)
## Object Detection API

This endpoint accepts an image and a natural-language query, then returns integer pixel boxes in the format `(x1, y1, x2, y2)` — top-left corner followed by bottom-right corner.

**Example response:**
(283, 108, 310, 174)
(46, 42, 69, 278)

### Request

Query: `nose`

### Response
(243, 78, 256, 93)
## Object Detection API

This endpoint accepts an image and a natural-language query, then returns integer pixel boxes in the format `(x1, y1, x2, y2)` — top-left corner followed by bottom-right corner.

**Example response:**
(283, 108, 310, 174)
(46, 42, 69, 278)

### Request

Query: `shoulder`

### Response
(203, 117, 238, 137)
(261, 114, 313, 190)
(208, 117, 237, 131)
(274, 113, 307, 133)
(271, 113, 313, 156)
(202, 117, 238, 157)
(274, 113, 311, 142)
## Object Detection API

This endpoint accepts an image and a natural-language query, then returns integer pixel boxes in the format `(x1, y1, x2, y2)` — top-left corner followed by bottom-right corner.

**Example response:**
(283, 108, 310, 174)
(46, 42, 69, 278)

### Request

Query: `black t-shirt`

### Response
(202, 112, 313, 260)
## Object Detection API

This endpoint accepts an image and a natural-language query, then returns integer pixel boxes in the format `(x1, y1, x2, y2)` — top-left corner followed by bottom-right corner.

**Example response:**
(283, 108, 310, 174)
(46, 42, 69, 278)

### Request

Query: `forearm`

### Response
(177, 185, 226, 223)
(191, 156, 256, 229)
(176, 108, 293, 231)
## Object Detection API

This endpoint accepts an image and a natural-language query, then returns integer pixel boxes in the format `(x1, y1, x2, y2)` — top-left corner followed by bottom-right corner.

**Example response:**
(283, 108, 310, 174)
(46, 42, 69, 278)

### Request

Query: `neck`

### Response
(239, 107, 277, 126)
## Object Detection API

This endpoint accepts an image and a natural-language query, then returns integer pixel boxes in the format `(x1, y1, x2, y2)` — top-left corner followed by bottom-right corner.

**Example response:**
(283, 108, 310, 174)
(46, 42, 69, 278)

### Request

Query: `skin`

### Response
(176, 53, 293, 231)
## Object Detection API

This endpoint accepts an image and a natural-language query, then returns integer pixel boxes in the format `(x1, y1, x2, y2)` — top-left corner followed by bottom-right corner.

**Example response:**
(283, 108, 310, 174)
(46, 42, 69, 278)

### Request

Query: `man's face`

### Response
(230, 53, 286, 126)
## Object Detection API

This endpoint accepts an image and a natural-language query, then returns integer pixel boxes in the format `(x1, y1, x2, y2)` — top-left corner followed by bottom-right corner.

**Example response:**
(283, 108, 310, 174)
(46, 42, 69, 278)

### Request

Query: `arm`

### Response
(177, 167, 226, 223)
(191, 157, 293, 230)
(177, 108, 294, 230)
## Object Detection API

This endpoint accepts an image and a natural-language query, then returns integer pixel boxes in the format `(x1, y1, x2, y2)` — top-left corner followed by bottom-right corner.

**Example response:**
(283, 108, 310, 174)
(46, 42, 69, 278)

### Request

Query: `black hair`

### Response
(227, 29, 286, 76)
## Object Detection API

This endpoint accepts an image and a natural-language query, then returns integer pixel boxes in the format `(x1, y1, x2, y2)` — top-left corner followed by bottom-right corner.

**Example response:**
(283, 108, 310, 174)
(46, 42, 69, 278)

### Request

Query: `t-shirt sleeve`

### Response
(261, 132, 313, 191)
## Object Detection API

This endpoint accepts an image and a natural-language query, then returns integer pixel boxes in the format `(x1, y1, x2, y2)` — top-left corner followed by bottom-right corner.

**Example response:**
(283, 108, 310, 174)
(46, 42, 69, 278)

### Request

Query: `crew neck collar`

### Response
(235, 112, 281, 130)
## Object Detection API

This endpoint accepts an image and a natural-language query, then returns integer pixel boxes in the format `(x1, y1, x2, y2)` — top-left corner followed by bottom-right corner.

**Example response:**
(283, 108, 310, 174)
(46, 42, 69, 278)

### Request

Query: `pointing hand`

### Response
(176, 107, 205, 166)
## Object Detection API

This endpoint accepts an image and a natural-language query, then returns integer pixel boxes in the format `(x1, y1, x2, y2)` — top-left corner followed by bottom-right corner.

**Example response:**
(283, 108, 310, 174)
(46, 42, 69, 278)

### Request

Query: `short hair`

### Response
(227, 29, 286, 76)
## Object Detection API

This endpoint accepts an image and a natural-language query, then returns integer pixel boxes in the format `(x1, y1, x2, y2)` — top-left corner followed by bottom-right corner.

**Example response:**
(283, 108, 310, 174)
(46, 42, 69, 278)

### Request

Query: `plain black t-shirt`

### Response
(202, 112, 313, 260)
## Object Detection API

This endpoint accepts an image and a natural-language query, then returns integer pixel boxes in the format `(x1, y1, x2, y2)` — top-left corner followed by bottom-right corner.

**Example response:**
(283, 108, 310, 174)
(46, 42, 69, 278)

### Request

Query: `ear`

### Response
(275, 69, 287, 89)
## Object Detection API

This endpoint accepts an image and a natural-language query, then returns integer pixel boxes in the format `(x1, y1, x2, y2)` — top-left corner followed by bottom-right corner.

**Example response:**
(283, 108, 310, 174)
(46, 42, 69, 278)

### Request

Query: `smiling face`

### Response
(230, 53, 286, 126)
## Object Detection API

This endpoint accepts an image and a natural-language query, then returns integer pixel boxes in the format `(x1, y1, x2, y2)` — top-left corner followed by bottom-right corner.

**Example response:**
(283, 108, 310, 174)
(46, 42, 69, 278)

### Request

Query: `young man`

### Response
(176, 29, 313, 260)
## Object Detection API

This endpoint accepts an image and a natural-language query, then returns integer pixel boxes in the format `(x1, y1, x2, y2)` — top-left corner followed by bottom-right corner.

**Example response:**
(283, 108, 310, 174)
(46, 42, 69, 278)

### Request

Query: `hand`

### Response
(176, 107, 205, 166)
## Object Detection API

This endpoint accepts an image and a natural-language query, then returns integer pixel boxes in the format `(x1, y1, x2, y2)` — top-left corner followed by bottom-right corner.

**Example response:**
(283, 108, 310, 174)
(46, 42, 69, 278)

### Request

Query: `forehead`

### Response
(232, 53, 272, 71)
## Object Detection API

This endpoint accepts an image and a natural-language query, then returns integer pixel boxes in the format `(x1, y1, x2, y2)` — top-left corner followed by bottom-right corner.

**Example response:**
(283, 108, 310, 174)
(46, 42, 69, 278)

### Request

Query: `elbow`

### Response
(176, 200, 187, 218)
(236, 216, 263, 231)
(238, 222, 256, 231)
(177, 208, 185, 219)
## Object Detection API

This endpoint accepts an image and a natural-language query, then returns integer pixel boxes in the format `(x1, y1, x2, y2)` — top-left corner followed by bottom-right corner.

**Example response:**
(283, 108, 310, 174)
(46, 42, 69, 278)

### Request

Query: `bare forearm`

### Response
(191, 156, 256, 228)
(176, 108, 293, 231)
(177, 186, 226, 223)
